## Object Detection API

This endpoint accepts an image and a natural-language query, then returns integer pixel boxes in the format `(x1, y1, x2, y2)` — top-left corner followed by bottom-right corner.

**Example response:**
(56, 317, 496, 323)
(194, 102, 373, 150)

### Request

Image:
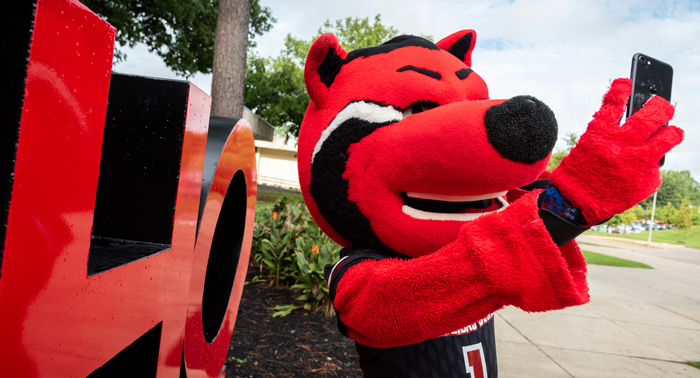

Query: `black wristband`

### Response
(520, 178, 551, 191)
(537, 207, 589, 246)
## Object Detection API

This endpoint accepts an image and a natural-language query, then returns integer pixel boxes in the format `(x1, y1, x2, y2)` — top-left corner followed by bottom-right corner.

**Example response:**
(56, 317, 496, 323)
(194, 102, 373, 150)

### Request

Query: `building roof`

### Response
(242, 107, 275, 141)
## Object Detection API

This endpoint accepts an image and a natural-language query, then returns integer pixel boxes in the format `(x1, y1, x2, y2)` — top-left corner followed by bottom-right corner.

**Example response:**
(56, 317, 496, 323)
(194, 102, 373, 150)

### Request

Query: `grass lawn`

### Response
(257, 185, 303, 204)
(581, 250, 653, 269)
(585, 227, 700, 250)
(255, 185, 304, 222)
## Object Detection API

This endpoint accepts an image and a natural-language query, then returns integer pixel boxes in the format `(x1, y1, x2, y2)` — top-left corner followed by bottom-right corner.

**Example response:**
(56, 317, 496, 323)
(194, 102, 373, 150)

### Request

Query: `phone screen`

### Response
(627, 53, 673, 119)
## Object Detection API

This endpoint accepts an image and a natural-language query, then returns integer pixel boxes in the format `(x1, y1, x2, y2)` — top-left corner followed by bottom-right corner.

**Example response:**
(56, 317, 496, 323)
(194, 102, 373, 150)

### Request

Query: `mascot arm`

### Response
(332, 190, 588, 348)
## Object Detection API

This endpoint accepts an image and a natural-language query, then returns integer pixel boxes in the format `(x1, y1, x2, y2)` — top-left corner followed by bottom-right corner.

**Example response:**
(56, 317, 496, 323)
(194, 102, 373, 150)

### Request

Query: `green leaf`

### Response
(295, 251, 309, 273)
(262, 259, 276, 270)
(272, 304, 296, 317)
(246, 276, 264, 285)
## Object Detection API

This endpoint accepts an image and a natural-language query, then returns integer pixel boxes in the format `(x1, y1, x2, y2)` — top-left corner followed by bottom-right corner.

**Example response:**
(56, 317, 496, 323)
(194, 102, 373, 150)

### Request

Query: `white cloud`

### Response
(115, 0, 700, 180)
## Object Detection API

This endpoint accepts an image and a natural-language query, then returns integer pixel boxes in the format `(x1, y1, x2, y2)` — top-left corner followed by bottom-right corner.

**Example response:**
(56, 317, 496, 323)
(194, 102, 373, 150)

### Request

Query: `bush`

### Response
(251, 197, 342, 316)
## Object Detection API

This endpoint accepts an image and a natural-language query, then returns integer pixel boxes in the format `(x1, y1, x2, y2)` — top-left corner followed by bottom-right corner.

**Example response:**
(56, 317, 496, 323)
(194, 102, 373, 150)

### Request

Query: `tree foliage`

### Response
(83, 0, 275, 77)
(656, 201, 678, 225)
(244, 15, 400, 137)
(621, 207, 637, 226)
(675, 198, 693, 241)
(607, 213, 623, 227)
(641, 170, 700, 210)
(547, 132, 579, 171)
(632, 204, 647, 220)
(546, 151, 566, 172)
(603, 206, 638, 233)
(284, 15, 401, 65)
(244, 54, 307, 136)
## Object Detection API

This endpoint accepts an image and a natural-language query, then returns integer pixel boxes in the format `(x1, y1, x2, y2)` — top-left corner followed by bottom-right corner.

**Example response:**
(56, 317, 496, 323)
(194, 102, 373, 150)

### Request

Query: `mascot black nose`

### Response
(483, 95, 558, 164)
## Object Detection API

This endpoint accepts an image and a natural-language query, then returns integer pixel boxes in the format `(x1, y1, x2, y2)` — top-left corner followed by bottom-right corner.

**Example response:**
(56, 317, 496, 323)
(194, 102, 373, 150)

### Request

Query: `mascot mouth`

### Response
(401, 191, 509, 221)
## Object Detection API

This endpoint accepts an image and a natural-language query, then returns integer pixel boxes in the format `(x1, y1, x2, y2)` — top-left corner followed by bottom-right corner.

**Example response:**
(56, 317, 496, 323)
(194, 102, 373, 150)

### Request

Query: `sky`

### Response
(114, 0, 700, 181)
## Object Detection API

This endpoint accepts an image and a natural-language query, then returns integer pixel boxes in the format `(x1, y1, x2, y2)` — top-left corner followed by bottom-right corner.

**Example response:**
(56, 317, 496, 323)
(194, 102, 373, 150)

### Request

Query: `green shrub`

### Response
(252, 197, 342, 316)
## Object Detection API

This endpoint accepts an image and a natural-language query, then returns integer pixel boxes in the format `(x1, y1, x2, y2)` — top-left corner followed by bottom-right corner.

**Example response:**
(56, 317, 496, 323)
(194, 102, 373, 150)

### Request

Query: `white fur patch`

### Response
(405, 191, 508, 202)
(402, 196, 509, 221)
(311, 101, 402, 163)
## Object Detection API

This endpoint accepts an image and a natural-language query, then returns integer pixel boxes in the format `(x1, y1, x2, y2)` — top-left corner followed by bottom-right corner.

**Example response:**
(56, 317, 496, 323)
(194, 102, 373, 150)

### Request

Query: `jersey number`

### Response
(462, 343, 488, 378)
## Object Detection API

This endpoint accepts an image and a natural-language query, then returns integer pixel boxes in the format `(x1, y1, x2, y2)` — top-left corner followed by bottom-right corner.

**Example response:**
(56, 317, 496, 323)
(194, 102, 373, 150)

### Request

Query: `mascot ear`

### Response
(304, 33, 348, 108)
(436, 30, 477, 67)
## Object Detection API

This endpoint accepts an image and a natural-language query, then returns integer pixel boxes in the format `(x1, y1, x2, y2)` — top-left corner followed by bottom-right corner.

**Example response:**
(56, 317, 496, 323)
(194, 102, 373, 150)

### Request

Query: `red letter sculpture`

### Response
(0, 1, 256, 377)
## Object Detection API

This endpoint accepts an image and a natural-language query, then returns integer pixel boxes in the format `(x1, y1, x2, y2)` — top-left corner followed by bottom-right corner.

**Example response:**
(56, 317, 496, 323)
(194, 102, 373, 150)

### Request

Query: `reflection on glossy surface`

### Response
(184, 119, 257, 378)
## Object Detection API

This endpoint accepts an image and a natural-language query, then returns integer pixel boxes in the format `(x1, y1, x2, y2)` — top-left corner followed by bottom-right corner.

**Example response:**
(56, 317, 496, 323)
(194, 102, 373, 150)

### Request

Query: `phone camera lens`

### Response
(639, 56, 646, 63)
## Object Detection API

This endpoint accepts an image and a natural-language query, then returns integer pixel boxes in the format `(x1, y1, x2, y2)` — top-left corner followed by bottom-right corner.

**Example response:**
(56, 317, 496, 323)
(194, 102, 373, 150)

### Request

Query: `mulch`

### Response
(225, 266, 363, 378)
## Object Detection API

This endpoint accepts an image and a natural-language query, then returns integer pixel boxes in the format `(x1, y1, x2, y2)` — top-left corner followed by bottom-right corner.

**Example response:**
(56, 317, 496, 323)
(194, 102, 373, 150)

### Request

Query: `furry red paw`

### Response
(551, 78, 684, 225)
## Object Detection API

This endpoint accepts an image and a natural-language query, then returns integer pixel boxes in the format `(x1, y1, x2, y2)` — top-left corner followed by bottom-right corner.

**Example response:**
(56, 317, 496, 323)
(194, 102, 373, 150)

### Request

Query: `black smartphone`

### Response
(627, 53, 673, 117)
(627, 53, 673, 164)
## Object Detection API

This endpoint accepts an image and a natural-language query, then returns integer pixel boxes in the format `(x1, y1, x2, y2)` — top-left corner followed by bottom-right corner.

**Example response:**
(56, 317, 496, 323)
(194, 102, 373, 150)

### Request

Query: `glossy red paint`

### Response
(0, 0, 256, 377)
(1, 0, 118, 375)
(184, 120, 257, 378)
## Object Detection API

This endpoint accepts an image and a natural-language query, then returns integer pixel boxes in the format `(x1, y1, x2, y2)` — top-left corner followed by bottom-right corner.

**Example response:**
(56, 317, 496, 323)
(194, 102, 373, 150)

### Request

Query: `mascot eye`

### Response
(402, 101, 439, 118)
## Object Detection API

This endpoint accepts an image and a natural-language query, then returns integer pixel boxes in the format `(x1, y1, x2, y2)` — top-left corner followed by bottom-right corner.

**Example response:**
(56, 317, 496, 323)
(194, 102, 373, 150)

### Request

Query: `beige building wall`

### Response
(255, 136, 300, 190)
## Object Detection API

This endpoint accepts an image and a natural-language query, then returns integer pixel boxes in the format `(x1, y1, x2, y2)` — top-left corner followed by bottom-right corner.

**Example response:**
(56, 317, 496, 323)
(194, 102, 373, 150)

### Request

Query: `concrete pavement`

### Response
(495, 234, 700, 377)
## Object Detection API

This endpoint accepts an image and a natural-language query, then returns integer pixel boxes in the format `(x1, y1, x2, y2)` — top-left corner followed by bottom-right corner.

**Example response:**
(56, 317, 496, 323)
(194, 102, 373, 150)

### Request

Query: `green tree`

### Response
(632, 204, 647, 221)
(621, 208, 637, 233)
(547, 151, 566, 171)
(600, 204, 646, 233)
(605, 213, 623, 233)
(245, 15, 401, 137)
(641, 170, 700, 209)
(563, 132, 579, 150)
(284, 15, 400, 64)
(603, 206, 637, 234)
(547, 132, 578, 171)
(82, 0, 274, 77)
(675, 198, 693, 242)
(244, 54, 307, 136)
(657, 201, 678, 226)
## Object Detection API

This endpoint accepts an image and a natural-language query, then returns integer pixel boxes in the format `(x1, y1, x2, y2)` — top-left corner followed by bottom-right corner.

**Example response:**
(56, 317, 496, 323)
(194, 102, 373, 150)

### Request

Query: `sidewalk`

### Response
(495, 235, 700, 377)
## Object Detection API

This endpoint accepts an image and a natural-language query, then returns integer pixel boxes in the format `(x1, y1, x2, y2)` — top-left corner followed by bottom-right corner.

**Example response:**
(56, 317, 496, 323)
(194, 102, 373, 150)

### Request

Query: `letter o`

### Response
(183, 120, 257, 378)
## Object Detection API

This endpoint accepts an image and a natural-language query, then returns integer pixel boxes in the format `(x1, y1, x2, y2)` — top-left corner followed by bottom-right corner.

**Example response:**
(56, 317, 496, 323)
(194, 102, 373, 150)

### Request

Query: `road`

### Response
(577, 234, 700, 309)
(496, 234, 700, 377)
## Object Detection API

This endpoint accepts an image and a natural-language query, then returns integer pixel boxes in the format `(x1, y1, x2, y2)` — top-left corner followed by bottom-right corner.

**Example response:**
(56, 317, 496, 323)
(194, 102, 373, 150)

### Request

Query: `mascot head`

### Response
(297, 30, 558, 258)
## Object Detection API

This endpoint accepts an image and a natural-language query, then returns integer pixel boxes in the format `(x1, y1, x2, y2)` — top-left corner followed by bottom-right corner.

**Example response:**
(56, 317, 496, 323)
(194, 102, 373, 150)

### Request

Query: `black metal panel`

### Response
(201, 170, 247, 343)
(197, 116, 240, 231)
(0, 0, 36, 268)
(87, 322, 162, 378)
(88, 73, 189, 275)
